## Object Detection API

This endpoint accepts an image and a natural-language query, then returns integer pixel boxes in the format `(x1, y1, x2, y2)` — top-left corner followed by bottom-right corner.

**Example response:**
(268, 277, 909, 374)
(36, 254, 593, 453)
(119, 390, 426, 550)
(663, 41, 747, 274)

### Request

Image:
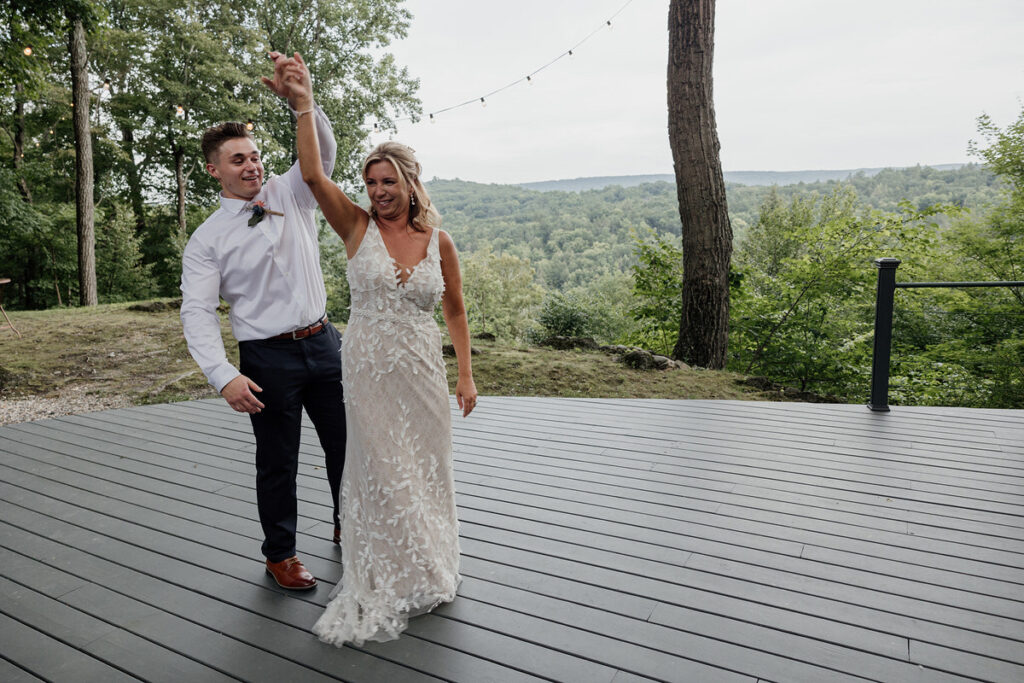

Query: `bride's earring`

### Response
(410, 193, 416, 207)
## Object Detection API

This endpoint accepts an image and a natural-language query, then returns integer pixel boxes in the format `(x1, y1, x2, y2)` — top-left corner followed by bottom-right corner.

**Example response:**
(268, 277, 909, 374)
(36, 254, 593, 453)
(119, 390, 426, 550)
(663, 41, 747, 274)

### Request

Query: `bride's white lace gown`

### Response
(313, 221, 460, 647)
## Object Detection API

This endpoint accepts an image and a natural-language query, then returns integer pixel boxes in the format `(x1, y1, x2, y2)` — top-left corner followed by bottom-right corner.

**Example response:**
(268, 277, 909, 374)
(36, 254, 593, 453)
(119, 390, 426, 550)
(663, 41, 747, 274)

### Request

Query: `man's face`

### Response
(206, 137, 264, 200)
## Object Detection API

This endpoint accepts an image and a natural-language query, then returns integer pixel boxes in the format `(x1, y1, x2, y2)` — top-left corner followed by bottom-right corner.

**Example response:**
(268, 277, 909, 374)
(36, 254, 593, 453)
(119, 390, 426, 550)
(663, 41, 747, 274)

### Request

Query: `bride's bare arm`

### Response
(274, 54, 367, 249)
(439, 231, 477, 417)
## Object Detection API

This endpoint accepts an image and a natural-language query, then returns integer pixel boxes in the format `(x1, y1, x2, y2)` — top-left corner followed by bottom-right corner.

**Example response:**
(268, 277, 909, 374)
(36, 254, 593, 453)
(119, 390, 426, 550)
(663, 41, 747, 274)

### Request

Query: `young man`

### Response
(180, 53, 344, 590)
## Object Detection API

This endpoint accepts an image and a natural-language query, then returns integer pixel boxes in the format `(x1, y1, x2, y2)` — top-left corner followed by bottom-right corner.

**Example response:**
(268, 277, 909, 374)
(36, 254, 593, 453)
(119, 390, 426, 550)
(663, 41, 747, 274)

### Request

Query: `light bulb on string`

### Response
(175, 105, 185, 118)
(23, 46, 32, 56)
(373, 122, 380, 133)
(357, 2, 636, 129)
(102, 78, 110, 90)
(245, 119, 255, 131)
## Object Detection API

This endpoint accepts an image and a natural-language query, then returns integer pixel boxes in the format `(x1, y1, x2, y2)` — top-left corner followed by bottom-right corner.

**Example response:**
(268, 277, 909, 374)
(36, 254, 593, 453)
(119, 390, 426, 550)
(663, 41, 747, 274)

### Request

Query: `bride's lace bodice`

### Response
(347, 221, 444, 319)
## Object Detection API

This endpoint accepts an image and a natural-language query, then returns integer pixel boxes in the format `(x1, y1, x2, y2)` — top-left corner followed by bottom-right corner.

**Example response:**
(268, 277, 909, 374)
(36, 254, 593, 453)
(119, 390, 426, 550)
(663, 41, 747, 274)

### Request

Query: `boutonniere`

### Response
(247, 200, 284, 227)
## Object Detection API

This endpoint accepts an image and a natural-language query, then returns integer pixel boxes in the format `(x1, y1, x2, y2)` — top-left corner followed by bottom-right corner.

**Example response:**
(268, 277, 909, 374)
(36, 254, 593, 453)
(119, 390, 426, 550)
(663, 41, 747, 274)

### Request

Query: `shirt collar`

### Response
(220, 192, 260, 215)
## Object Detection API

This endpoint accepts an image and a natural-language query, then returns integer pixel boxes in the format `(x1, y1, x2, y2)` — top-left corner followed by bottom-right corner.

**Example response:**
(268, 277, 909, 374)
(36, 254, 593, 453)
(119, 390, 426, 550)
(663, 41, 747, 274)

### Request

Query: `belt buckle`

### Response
(292, 327, 303, 340)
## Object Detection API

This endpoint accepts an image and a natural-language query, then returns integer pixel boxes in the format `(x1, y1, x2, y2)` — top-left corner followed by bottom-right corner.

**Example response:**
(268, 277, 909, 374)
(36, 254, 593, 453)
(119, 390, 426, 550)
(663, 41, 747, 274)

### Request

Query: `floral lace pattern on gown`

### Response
(313, 221, 460, 647)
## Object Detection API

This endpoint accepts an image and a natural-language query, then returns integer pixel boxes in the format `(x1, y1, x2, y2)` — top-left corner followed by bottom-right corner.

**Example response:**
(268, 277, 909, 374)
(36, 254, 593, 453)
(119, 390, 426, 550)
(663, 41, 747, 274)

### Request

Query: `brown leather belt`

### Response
(268, 315, 328, 341)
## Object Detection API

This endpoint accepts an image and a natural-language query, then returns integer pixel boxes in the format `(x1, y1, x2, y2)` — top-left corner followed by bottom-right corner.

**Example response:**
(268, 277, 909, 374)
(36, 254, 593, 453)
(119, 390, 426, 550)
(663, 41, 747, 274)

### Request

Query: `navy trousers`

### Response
(239, 322, 345, 563)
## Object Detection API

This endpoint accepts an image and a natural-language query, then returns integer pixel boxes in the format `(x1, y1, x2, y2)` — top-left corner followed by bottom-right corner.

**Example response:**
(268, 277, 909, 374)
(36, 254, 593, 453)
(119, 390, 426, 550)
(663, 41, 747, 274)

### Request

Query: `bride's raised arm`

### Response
(273, 53, 367, 250)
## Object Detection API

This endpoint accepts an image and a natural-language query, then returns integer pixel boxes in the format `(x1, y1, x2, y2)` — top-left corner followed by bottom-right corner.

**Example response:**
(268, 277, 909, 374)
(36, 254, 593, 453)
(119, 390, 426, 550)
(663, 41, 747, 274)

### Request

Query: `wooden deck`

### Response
(1, 397, 1022, 682)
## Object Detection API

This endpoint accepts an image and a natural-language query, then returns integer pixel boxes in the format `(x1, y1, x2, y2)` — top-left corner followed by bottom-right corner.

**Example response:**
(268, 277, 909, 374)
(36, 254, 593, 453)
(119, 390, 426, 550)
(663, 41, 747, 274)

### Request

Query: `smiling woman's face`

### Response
(364, 160, 410, 221)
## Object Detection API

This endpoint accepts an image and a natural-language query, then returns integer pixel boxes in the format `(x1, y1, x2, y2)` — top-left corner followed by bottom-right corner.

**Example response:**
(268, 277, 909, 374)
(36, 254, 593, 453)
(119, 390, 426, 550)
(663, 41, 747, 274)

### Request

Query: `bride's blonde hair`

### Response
(362, 142, 441, 232)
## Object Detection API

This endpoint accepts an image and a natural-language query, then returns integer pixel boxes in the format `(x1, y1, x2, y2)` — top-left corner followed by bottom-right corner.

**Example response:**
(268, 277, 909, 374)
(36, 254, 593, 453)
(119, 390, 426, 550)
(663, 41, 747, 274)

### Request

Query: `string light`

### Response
(175, 105, 185, 118)
(369, 0, 635, 131)
(245, 119, 255, 131)
(103, 78, 110, 90)
(23, 46, 32, 56)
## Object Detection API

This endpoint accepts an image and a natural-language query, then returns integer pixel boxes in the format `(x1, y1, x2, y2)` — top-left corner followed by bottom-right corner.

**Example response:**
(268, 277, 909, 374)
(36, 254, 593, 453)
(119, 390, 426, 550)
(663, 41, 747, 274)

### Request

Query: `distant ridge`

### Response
(519, 164, 967, 192)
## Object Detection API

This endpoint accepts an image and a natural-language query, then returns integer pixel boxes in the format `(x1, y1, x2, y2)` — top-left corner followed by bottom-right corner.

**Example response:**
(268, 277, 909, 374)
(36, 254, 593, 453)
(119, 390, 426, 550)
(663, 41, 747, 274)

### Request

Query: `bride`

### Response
(272, 53, 477, 646)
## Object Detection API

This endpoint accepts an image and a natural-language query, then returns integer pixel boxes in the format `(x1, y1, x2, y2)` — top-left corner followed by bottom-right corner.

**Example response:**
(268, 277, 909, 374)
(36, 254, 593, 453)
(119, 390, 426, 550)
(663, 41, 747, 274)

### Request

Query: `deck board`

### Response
(2, 397, 1022, 682)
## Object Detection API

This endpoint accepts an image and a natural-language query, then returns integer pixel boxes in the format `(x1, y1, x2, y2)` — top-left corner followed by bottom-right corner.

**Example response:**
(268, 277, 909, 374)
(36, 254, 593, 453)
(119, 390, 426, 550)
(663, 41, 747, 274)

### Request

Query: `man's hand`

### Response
(260, 51, 293, 99)
(221, 374, 265, 414)
(261, 51, 312, 109)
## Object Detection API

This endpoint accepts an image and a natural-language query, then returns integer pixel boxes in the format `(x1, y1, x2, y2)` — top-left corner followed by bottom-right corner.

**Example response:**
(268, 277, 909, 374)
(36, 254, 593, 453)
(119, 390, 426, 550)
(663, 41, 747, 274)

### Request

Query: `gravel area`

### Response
(0, 386, 133, 426)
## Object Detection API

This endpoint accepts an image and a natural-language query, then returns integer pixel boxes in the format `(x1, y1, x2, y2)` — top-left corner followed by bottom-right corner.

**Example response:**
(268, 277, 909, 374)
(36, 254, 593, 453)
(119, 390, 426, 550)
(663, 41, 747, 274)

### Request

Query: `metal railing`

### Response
(868, 257, 1024, 411)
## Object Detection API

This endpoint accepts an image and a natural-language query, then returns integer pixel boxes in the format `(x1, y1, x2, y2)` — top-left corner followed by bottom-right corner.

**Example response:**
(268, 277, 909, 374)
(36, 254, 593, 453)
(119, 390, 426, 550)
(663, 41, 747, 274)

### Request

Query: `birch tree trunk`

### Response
(667, 0, 732, 368)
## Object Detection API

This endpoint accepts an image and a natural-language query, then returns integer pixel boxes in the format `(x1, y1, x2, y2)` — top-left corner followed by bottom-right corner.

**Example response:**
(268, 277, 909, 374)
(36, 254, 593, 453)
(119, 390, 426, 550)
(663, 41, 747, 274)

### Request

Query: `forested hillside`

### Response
(423, 163, 1002, 290)
(517, 163, 969, 192)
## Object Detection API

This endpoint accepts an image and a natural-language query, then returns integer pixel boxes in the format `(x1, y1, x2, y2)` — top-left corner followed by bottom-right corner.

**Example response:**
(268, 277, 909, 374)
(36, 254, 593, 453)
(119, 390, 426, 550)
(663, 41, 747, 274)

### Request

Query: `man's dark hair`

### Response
(201, 122, 253, 163)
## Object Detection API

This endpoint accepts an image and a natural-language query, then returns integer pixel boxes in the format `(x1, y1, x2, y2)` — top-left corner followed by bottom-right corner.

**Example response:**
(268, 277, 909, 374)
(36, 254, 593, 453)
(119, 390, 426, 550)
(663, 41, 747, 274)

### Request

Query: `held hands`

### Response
(261, 51, 313, 110)
(456, 377, 478, 418)
(221, 374, 265, 414)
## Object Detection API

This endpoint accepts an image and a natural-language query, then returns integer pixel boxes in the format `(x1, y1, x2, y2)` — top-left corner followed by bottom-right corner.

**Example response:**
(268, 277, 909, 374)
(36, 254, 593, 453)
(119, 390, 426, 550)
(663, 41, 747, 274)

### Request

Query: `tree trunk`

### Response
(120, 124, 147, 235)
(174, 145, 187, 238)
(69, 17, 97, 306)
(13, 84, 32, 202)
(667, 0, 732, 368)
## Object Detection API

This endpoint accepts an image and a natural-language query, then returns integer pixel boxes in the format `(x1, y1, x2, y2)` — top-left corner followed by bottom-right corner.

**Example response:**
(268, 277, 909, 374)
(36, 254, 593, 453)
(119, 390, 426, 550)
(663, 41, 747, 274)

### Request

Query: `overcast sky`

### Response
(365, 0, 1024, 185)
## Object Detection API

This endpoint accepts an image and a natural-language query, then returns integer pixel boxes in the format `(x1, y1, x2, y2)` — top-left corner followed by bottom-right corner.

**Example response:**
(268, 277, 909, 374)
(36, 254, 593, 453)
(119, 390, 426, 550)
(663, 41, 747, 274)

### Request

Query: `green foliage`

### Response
(460, 246, 544, 340)
(627, 227, 682, 355)
(429, 180, 678, 292)
(725, 164, 1002, 237)
(1, 0, 420, 309)
(318, 221, 350, 324)
(730, 186, 941, 398)
(970, 110, 1024, 191)
(93, 203, 154, 302)
(534, 292, 594, 338)
(0, 169, 74, 309)
(567, 271, 638, 345)
(531, 273, 638, 345)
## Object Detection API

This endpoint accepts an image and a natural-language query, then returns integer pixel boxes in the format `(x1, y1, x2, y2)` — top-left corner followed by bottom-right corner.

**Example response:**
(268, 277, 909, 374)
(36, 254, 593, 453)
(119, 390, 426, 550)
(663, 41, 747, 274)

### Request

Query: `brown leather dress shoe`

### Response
(265, 556, 317, 590)
(333, 523, 341, 545)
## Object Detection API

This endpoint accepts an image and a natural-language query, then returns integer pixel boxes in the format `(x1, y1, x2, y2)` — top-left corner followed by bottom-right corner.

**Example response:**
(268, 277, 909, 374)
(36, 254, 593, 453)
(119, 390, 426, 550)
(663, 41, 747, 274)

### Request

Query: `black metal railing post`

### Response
(868, 258, 901, 412)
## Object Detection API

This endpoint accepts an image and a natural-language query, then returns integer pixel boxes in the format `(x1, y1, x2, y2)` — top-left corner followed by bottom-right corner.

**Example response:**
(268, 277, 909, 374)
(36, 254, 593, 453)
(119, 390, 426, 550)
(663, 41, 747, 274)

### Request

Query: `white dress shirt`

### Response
(180, 105, 336, 392)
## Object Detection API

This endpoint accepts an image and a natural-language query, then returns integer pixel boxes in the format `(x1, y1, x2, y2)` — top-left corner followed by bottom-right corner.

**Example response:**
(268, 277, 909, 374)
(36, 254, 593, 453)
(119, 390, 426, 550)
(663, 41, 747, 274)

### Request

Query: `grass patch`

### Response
(1, 301, 786, 406)
(0, 300, 227, 405)
(452, 339, 770, 400)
